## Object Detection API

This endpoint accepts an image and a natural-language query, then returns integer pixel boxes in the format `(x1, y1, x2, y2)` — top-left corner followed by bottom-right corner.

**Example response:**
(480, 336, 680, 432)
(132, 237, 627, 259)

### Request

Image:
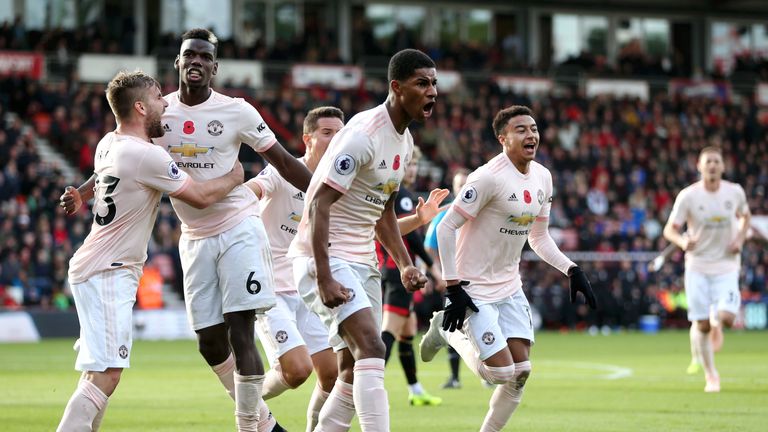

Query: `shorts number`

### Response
(524, 306, 533, 329)
(246, 272, 261, 294)
(95, 175, 120, 226)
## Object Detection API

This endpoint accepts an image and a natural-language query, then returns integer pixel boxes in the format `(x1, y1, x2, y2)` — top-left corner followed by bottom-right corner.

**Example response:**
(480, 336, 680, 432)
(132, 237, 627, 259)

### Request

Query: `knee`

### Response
(353, 337, 386, 360)
(513, 361, 532, 390)
(696, 321, 711, 333)
(719, 312, 736, 328)
(197, 328, 230, 364)
(282, 362, 313, 388)
(318, 368, 338, 392)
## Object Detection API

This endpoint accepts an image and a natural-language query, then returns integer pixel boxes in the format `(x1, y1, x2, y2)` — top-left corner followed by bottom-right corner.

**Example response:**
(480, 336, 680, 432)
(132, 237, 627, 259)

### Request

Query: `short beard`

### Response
(147, 117, 165, 139)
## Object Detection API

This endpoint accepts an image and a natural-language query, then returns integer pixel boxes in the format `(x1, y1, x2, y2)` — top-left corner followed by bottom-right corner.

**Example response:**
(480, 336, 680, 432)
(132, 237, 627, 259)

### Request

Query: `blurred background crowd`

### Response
(1, 7, 766, 331)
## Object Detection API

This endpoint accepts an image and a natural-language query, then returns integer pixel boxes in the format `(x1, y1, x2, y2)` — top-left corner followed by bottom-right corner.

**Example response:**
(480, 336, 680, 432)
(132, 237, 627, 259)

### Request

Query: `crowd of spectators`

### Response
(1, 25, 766, 330)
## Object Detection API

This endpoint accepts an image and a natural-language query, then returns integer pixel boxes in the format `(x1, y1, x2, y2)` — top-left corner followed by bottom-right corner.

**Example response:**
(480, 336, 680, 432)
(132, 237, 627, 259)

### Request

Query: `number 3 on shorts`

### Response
(246, 272, 261, 295)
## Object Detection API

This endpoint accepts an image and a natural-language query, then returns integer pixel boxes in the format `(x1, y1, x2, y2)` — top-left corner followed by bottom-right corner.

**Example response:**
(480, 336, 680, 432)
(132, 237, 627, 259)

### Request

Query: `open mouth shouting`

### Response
(523, 141, 537, 155)
(422, 101, 435, 118)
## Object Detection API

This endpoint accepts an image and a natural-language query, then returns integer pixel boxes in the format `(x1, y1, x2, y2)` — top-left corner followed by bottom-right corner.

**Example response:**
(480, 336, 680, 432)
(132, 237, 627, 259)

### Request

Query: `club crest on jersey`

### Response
(118, 345, 129, 359)
(275, 330, 288, 343)
(334, 154, 356, 175)
(167, 161, 182, 179)
(537, 189, 544, 205)
(462, 186, 478, 203)
(482, 332, 495, 345)
(725, 200, 733, 210)
(207, 120, 223, 136)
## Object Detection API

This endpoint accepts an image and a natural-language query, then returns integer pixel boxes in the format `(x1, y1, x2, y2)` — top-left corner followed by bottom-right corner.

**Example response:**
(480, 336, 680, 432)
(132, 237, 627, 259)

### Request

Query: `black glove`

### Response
(569, 266, 597, 309)
(442, 281, 479, 332)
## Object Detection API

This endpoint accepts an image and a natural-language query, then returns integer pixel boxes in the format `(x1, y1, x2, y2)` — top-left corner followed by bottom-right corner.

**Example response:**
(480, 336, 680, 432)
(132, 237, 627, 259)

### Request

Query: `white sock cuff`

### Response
(234, 373, 264, 384)
(316, 380, 331, 398)
(212, 353, 235, 376)
(353, 358, 385, 376)
(514, 361, 532, 375)
(481, 364, 516, 385)
(79, 380, 108, 411)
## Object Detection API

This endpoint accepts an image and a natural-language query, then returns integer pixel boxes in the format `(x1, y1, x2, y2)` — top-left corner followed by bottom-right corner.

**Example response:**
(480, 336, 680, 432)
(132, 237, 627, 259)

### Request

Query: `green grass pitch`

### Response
(1, 330, 766, 431)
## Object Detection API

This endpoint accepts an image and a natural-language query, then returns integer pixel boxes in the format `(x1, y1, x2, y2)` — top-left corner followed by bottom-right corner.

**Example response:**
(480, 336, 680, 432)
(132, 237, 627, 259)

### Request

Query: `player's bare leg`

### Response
(315, 349, 356, 432)
(339, 308, 389, 432)
(57, 369, 120, 431)
(709, 308, 724, 352)
(263, 345, 314, 400)
(687, 323, 702, 375)
(306, 348, 338, 432)
(480, 339, 532, 432)
(691, 319, 719, 392)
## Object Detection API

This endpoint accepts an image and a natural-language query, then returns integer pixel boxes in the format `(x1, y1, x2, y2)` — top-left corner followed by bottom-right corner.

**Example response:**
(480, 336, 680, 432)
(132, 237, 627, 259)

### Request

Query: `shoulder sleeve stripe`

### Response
(454, 205, 475, 221)
(324, 178, 348, 194)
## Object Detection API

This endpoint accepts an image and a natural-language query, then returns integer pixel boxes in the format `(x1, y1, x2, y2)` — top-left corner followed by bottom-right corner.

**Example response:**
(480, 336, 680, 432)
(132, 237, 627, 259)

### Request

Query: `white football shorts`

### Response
(180, 216, 276, 331)
(255, 291, 331, 367)
(293, 256, 382, 352)
(452, 288, 535, 361)
(70, 268, 139, 371)
(684, 269, 741, 321)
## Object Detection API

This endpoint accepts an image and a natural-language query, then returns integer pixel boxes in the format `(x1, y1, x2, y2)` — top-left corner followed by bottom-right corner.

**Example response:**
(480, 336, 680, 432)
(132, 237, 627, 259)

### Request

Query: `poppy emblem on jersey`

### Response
(207, 120, 223, 136)
(167, 161, 182, 179)
(523, 190, 532, 204)
(482, 332, 495, 345)
(462, 186, 478, 203)
(183, 121, 195, 134)
(118, 345, 128, 359)
(537, 189, 544, 205)
(393, 154, 401, 170)
(334, 154, 356, 175)
(275, 330, 288, 343)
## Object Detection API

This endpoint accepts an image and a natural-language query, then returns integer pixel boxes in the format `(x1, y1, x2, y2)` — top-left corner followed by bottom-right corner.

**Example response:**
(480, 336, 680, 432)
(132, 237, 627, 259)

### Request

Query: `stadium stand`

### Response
(0, 5, 766, 332)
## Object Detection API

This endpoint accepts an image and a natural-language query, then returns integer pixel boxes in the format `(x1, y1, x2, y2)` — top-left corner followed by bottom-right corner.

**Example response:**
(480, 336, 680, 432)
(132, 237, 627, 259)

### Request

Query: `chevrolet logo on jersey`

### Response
(508, 213, 537, 226)
(374, 179, 400, 196)
(168, 142, 213, 158)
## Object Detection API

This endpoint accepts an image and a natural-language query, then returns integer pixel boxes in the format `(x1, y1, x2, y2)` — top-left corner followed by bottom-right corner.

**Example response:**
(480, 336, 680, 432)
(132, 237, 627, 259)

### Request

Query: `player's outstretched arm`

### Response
(527, 217, 596, 309)
(376, 193, 427, 292)
(309, 184, 351, 308)
(260, 144, 312, 192)
(396, 188, 449, 235)
(173, 161, 244, 209)
(59, 174, 96, 215)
